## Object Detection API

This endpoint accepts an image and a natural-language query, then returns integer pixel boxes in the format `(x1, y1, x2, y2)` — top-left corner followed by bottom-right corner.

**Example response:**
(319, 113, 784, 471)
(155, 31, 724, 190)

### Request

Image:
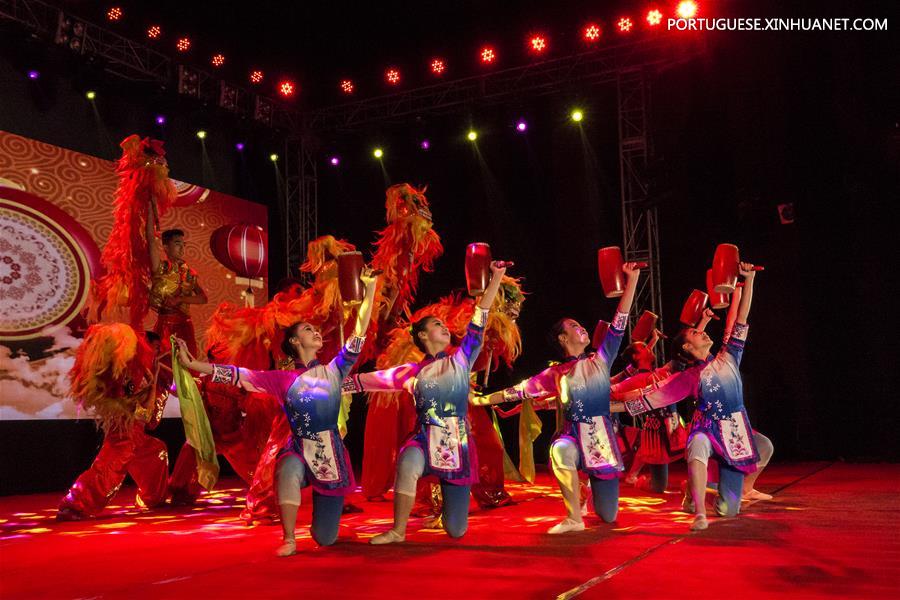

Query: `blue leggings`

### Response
(715, 463, 744, 517)
(277, 454, 345, 546)
(395, 445, 471, 538)
(588, 476, 620, 523)
(440, 482, 472, 538)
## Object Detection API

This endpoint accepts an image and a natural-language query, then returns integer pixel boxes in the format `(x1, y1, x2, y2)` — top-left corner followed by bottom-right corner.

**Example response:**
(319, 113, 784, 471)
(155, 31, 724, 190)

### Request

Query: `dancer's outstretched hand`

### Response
(490, 260, 511, 277)
(739, 261, 757, 279)
(174, 338, 194, 368)
(623, 261, 642, 278)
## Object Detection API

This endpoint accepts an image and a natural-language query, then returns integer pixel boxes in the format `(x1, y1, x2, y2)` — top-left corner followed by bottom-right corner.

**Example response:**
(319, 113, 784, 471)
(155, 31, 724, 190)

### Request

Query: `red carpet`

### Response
(2, 462, 898, 599)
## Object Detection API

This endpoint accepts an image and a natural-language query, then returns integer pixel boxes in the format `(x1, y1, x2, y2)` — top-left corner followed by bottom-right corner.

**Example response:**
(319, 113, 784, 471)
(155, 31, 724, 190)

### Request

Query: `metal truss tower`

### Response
(617, 69, 664, 350)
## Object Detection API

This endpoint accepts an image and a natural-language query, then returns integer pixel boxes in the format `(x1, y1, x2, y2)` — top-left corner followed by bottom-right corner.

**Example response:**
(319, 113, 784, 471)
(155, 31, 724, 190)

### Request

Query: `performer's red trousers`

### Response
(153, 312, 198, 355)
(59, 422, 168, 516)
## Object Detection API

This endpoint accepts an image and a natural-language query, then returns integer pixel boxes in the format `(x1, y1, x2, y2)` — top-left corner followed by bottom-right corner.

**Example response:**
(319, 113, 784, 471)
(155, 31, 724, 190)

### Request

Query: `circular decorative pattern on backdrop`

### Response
(0, 187, 100, 340)
(171, 179, 211, 207)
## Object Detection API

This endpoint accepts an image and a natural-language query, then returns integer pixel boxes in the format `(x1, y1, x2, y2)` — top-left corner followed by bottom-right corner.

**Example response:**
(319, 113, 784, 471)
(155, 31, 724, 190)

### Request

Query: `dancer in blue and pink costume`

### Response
(613, 261, 761, 530)
(496, 261, 642, 534)
(343, 260, 510, 545)
(175, 269, 378, 556)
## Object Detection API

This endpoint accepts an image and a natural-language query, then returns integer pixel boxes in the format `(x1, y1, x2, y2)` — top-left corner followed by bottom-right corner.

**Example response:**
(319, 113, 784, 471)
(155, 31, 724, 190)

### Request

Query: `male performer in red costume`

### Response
(147, 207, 207, 355)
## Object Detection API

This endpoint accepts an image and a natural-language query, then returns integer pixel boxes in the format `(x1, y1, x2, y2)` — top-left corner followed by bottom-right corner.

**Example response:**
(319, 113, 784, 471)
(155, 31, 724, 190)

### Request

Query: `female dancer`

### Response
(175, 269, 378, 556)
(496, 261, 642, 533)
(613, 262, 761, 530)
(342, 260, 510, 544)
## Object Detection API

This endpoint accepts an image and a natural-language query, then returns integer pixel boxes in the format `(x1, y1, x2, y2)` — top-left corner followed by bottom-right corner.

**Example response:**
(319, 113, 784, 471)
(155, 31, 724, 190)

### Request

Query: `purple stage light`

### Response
(330, 156, 340, 166)
(420, 140, 430, 150)
(155, 115, 166, 125)
(516, 120, 527, 132)
(27, 70, 40, 80)
(235, 142, 245, 151)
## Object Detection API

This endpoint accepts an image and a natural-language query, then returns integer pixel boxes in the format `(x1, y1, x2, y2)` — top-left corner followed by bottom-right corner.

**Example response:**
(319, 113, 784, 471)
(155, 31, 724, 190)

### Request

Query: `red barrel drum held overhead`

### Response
(706, 269, 730, 310)
(597, 246, 625, 298)
(337, 251, 365, 305)
(711, 243, 740, 294)
(465, 243, 492, 296)
(679, 289, 709, 327)
(631, 310, 658, 343)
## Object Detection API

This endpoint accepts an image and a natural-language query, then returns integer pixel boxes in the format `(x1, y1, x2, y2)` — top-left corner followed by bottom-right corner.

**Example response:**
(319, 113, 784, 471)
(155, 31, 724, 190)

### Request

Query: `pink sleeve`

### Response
(517, 366, 561, 400)
(643, 369, 698, 410)
(237, 368, 298, 399)
(349, 363, 421, 392)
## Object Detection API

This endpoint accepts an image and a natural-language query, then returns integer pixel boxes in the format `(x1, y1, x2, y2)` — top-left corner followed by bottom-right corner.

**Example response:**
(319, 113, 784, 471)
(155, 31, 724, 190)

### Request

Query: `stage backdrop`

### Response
(0, 130, 269, 420)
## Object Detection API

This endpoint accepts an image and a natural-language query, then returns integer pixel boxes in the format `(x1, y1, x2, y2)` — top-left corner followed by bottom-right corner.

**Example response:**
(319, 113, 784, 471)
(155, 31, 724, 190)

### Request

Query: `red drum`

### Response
(597, 246, 625, 298)
(631, 310, 658, 343)
(465, 243, 492, 296)
(706, 269, 730, 310)
(711, 243, 740, 293)
(337, 251, 365, 305)
(679, 290, 709, 327)
(592, 320, 610, 350)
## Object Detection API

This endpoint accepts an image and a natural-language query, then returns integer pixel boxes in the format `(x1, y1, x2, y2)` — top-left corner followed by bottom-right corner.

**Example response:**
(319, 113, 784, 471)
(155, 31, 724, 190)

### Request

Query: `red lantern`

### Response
(210, 224, 268, 279)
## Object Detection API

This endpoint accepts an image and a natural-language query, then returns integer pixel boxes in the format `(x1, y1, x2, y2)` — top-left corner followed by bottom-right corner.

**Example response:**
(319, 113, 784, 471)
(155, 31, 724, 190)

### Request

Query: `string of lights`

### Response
(86, 2, 701, 100)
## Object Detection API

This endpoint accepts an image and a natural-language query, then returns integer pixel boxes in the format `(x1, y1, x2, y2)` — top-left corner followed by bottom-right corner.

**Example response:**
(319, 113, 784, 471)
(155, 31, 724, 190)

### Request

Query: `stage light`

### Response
(147, 25, 161, 39)
(250, 70, 264, 84)
(420, 139, 430, 150)
(646, 10, 663, 26)
(583, 23, 601, 42)
(516, 120, 527, 132)
(385, 69, 400, 85)
(211, 54, 225, 68)
(107, 7, 122, 22)
(618, 18, 634, 33)
(529, 35, 548, 54)
(176, 37, 191, 52)
(467, 130, 478, 142)
(196, 130, 207, 140)
(340, 79, 354, 94)
(85, 90, 96, 100)
(571, 109, 584, 122)
(279, 80, 295, 97)
(430, 58, 446, 75)
(27, 70, 40, 80)
(480, 46, 496, 65)
(373, 148, 384, 159)
(677, 1, 698, 19)
(235, 142, 245, 151)
(155, 115, 166, 125)
(329, 156, 340, 166)
(270, 153, 279, 162)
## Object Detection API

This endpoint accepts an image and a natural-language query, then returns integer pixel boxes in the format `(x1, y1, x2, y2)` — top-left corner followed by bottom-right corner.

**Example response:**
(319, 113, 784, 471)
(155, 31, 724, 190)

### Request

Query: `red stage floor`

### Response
(2, 462, 898, 599)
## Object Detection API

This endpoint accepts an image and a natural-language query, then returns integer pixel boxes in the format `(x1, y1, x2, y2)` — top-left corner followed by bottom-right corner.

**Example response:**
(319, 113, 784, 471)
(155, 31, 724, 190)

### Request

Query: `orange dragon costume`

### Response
(91, 135, 176, 330)
(57, 324, 169, 519)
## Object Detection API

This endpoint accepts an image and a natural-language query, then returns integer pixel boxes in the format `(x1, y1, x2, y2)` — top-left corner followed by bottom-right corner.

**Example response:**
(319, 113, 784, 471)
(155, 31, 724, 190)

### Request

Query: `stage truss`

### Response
(1, 0, 702, 329)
